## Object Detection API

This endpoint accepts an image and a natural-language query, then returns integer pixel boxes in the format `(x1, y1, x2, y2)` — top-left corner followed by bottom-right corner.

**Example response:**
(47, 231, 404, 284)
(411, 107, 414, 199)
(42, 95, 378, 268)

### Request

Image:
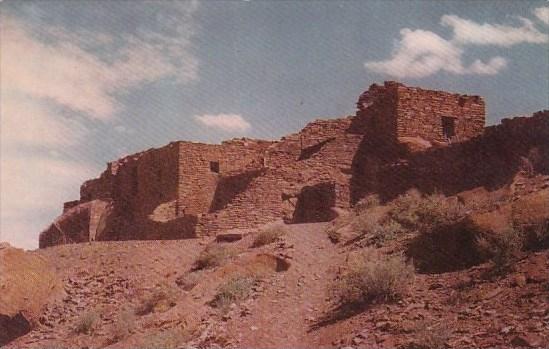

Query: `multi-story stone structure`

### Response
(39, 82, 549, 248)
(357, 81, 485, 144)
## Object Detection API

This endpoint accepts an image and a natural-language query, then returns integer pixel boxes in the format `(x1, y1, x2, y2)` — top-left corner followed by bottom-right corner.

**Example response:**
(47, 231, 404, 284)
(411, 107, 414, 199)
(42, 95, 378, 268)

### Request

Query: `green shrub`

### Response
(332, 249, 414, 306)
(195, 245, 230, 270)
(74, 310, 99, 334)
(252, 225, 286, 247)
(211, 276, 258, 311)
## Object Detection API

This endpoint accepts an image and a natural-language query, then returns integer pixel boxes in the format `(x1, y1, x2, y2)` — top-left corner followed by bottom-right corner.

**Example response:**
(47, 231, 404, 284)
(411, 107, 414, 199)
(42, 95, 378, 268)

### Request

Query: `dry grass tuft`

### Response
(135, 283, 178, 315)
(389, 190, 466, 233)
(110, 308, 136, 342)
(211, 276, 258, 311)
(143, 326, 192, 349)
(332, 249, 414, 306)
(195, 245, 231, 270)
(74, 310, 99, 334)
(176, 270, 204, 291)
(252, 225, 286, 247)
(476, 227, 523, 273)
(354, 194, 381, 213)
(407, 320, 450, 349)
(326, 227, 341, 243)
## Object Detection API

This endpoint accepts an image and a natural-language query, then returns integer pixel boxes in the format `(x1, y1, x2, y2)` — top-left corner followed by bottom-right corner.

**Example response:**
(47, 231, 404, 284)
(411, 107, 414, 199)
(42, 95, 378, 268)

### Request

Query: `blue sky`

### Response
(1, 0, 548, 249)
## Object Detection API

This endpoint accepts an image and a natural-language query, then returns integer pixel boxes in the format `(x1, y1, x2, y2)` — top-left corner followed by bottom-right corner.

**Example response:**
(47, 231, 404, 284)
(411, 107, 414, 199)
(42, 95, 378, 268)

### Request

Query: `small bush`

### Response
(387, 189, 423, 229)
(476, 227, 523, 273)
(351, 206, 404, 246)
(211, 276, 258, 311)
(135, 284, 178, 315)
(332, 249, 414, 306)
(531, 219, 549, 247)
(389, 191, 466, 233)
(143, 326, 192, 349)
(74, 310, 99, 334)
(408, 320, 450, 349)
(176, 270, 203, 291)
(195, 245, 230, 270)
(354, 194, 381, 213)
(518, 218, 549, 250)
(110, 308, 135, 341)
(252, 225, 286, 247)
(352, 209, 382, 234)
(326, 227, 341, 243)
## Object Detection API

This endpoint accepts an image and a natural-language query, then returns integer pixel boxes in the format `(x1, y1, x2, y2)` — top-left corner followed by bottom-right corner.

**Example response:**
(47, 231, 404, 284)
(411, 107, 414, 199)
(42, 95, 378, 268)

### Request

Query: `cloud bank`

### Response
(534, 7, 549, 25)
(365, 13, 548, 78)
(194, 114, 252, 132)
(0, 2, 200, 249)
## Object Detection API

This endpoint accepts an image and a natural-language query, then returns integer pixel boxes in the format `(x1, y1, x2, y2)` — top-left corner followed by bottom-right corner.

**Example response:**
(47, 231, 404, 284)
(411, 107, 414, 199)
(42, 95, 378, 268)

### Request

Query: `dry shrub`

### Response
(143, 326, 192, 349)
(368, 218, 404, 246)
(74, 310, 99, 334)
(110, 308, 135, 342)
(175, 270, 203, 291)
(332, 249, 414, 306)
(530, 219, 549, 248)
(252, 225, 286, 247)
(354, 194, 381, 213)
(388, 189, 423, 229)
(135, 283, 178, 315)
(195, 245, 231, 270)
(475, 227, 523, 273)
(407, 320, 450, 349)
(514, 216, 549, 251)
(352, 207, 404, 246)
(211, 276, 258, 311)
(326, 227, 341, 243)
(389, 190, 466, 233)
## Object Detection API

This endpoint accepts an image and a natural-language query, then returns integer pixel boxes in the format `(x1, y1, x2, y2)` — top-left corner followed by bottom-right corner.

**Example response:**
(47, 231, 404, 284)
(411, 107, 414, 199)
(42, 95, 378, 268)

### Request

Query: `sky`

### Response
(1, 0, 548, 250)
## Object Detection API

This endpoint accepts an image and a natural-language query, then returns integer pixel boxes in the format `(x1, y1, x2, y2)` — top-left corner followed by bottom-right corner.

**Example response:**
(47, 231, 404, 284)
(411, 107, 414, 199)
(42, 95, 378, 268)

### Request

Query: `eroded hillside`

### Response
(4, 172, 549, 349)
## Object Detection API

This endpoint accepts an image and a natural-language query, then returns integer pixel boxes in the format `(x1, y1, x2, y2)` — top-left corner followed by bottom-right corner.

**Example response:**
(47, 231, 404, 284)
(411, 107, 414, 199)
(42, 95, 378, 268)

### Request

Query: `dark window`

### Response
(210, 161, 220, 173)
(442, 116, 456, 140)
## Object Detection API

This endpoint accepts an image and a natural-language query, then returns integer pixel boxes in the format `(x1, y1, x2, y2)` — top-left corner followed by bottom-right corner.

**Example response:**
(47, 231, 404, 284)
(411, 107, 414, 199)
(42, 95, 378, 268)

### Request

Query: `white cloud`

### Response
(467, 56, 508, 75)
(0, 2, 200, 249)
(534, 7, 549, 25)
(365, 29, 507, 78)
(1, 2, 199, 120)
(194, 114, 252, 132)
(441, 15, 548, 46)
(365, 13, 546, 78)
(1, 93, 87, 150)
(0, 154, 98, 250)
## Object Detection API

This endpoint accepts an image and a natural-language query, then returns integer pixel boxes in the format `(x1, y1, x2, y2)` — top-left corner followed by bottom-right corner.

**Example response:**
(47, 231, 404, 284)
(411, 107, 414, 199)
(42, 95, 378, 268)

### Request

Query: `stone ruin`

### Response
(39, 82, 549, 248)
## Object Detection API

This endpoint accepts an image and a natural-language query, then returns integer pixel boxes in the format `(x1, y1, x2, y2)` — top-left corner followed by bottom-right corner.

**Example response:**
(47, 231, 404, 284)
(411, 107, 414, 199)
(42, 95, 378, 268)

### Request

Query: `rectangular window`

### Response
(210, 161, 220, 173)
(442, 116, 456, 140)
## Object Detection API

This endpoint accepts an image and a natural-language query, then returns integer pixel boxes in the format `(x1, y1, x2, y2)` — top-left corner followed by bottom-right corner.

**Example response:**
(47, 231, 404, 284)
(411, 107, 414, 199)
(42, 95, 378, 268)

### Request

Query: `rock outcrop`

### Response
(0, 244, 63, 346)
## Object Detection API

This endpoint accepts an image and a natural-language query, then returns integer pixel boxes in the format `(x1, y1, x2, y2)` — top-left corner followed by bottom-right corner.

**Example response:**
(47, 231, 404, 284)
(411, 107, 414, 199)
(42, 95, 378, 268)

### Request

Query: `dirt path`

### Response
(226, 222, 342, 348)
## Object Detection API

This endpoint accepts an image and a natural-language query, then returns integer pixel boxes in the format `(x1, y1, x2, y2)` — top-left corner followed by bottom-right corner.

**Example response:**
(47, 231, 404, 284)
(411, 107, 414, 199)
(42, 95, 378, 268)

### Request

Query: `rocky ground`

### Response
(2, 176, 549, 349)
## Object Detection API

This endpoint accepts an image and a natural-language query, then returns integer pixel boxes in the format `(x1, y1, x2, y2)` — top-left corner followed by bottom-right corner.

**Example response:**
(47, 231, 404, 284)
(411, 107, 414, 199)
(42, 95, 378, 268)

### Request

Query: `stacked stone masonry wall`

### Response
(41, 82, 547, 247)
